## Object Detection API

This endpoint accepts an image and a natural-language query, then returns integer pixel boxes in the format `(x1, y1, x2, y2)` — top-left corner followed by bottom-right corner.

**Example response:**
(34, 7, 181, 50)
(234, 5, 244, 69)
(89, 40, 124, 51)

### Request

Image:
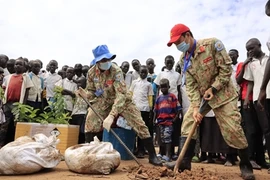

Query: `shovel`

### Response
(78, 92, 142, 166)
(173, 97, 210, 174)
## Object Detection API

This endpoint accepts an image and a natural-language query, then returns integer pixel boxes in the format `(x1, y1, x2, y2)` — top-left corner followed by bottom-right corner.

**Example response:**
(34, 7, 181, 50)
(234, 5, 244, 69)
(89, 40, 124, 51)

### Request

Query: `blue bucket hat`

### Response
(91, 45, 116, 65)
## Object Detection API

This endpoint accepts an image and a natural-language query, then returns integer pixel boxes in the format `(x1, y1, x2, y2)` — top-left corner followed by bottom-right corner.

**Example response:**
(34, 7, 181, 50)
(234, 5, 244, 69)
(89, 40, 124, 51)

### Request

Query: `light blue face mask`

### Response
(99, 61, 112, 70)
(177, 41, 190, 52)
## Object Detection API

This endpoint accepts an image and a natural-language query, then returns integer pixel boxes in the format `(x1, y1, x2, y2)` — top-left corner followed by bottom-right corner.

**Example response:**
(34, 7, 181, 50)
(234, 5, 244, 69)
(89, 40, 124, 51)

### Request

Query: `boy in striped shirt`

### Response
(153, 78, 181, 162)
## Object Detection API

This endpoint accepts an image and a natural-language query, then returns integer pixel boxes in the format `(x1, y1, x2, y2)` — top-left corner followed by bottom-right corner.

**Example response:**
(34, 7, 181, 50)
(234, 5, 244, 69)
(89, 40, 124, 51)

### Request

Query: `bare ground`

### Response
(1, 159, 269, 180)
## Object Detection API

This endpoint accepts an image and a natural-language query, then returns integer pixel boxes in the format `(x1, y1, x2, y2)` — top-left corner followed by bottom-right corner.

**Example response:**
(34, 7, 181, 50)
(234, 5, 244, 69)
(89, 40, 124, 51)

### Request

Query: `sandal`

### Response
(250, 160, 261, 170)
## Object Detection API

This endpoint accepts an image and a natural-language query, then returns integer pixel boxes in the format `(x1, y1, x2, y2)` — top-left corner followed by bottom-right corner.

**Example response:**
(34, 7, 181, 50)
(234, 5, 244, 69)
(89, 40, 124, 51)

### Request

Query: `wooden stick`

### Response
(173, 121, 198, 174)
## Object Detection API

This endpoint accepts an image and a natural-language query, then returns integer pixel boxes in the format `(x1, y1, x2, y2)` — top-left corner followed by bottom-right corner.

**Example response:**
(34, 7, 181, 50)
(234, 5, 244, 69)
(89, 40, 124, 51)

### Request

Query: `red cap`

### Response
(167, 24, 190, 47)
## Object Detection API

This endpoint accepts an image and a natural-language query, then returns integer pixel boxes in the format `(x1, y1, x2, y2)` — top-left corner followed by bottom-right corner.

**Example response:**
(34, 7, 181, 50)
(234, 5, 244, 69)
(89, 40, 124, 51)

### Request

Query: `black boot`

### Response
(85, 132, 94, 143)
(142, 137, 163, 166)
(238, 148, 255, 180)
(165, 137, 196, 172)
(136, 137, 145, 158)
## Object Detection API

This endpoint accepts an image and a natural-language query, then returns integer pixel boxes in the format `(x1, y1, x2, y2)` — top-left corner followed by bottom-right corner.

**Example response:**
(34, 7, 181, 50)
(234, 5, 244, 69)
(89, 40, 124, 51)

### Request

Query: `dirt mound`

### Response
(123, 165, 229, 180)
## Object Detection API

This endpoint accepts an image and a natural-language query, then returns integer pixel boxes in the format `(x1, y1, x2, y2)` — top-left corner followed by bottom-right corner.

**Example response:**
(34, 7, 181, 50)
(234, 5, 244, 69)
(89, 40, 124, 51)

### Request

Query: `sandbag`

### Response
(0, 134, 61, 175)
(65, 137, 121, 174)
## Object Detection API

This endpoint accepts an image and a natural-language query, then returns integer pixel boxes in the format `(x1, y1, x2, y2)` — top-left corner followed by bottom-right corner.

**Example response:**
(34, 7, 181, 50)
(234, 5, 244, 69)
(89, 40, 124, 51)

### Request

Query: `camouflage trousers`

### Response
(85, 100, 151, 139)
(181, 98, 248, 149)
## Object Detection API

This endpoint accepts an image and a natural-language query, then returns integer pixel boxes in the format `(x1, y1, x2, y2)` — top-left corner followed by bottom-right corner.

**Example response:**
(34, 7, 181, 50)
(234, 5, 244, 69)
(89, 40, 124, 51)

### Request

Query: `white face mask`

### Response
(98, 61, 112, 70)
(176, 41, 190, 52)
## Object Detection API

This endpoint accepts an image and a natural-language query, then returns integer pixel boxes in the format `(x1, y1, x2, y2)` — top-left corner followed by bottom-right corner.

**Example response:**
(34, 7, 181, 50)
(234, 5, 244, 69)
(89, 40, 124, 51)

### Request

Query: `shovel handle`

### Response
(173, 121, 198, 174)
(173, 98, 209, 174)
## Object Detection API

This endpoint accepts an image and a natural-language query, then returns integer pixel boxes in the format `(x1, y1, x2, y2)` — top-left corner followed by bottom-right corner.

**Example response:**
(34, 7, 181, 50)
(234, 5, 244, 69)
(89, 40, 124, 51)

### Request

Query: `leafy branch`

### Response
(12, 86, 71, 124)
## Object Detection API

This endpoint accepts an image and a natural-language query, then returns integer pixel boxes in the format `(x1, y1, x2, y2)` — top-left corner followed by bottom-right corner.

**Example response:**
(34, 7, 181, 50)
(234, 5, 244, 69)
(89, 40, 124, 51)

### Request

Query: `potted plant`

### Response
(13, 86, 80, 153)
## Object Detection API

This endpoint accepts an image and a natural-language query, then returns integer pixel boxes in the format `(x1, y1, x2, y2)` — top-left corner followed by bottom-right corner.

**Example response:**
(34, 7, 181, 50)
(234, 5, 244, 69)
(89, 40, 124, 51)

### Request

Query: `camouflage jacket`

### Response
(180, 38, 238, 109)
(86, 63, 132, 117)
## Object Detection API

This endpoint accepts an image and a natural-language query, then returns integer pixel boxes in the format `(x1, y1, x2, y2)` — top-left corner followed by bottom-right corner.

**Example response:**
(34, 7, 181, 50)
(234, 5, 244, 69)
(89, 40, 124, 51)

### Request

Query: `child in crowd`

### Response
(27, 60, 44, 113)
(71, 76, 88, 143)
(74, 64, 84, 81)
(6, 59, 15, 74)
(146, 58, 157, 137)
(130, 65, 154, 158)
(44, 60, 62, 102)
(57, 67, 77, 114)
(82, 65, 90, 78)
(120, 61, 132, 89)
(153, 78, 181, 162)
(58, 69, 66, 79)
(0, 54, 9, 76)
(62, 65, 69, 72)
(131, 59, 141, 81)
(154, 55, 181, 160)
(146, 58, 157, 102)
(2, 58, 33, 145)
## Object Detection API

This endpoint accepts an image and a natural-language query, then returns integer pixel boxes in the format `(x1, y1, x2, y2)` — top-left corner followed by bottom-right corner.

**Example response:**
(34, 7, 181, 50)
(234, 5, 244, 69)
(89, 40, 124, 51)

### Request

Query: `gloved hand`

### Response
(103, 115, 114, 132)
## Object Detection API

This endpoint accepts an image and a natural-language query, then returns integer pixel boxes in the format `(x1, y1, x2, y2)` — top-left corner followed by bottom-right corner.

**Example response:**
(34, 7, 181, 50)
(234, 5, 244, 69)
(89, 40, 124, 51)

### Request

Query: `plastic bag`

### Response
(65, 136, 121, 174)
(0, 134, 61, 175)
(116, 116, 132, 130)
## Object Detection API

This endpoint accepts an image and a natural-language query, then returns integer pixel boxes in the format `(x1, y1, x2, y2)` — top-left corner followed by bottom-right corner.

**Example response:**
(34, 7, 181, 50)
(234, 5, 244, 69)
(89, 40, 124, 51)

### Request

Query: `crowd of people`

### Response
(0, 37, 269, 168)
(0, 2, 269, 180)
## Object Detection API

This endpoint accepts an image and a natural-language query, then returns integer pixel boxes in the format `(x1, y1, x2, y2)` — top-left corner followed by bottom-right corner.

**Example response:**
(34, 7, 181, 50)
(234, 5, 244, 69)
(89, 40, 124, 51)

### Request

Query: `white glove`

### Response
(103, 115, 114, 132)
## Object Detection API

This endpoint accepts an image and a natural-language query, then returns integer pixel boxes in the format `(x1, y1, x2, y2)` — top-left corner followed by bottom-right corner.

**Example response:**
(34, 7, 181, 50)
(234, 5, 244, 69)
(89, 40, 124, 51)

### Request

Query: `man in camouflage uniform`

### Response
(165, 24, 254, 180)
(77, 44, 162, 166)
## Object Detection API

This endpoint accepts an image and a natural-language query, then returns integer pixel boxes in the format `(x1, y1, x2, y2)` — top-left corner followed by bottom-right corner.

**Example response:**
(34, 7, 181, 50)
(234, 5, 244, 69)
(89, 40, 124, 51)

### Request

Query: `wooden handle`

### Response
(173, 121, 198, 174)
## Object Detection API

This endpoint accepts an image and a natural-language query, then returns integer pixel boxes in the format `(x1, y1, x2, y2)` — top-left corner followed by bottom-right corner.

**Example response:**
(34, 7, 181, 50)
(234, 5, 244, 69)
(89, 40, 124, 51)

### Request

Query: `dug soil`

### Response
(1, 159, 269, 180)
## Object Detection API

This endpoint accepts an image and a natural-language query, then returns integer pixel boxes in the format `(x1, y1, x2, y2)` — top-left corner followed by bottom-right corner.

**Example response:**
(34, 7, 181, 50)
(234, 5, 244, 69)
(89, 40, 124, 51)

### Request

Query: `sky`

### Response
(0, 0, 269, 72)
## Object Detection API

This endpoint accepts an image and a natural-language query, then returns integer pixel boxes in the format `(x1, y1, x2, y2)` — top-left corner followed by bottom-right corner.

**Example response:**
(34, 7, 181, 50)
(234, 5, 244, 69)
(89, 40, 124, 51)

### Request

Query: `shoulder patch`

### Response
(115, 73, 124, 82)
(214, 40, 224, 51)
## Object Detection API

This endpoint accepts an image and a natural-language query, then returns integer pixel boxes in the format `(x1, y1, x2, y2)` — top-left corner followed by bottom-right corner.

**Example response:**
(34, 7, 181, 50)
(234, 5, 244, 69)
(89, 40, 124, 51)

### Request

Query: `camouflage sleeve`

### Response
(109, 72, 127, 117)
(85, 69, 96, 100)
(211, 39, 232, 91)
(186, 71, 201, 108)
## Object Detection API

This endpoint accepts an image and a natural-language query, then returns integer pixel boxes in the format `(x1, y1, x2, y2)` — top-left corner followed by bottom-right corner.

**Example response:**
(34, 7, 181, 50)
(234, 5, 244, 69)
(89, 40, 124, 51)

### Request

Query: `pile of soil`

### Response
(123, 165, 229, 180)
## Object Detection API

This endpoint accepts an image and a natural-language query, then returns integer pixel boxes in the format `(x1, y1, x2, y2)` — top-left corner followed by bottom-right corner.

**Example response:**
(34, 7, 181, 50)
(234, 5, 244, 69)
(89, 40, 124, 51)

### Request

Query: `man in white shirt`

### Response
(154, 55, 181, 102)
(243, 38, 270, 170)
(257, 0, 270, 110)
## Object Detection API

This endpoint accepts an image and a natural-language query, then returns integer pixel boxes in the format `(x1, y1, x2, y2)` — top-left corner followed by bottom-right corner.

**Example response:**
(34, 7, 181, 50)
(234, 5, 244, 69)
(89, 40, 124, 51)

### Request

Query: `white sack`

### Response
(0, 134, 61, 174)
(65, 137, 121, 175)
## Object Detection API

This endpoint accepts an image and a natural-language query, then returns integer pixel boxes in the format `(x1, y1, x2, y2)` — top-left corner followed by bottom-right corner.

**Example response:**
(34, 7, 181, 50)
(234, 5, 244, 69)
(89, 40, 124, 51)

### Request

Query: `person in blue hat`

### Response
(77, 44, 162, 166)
